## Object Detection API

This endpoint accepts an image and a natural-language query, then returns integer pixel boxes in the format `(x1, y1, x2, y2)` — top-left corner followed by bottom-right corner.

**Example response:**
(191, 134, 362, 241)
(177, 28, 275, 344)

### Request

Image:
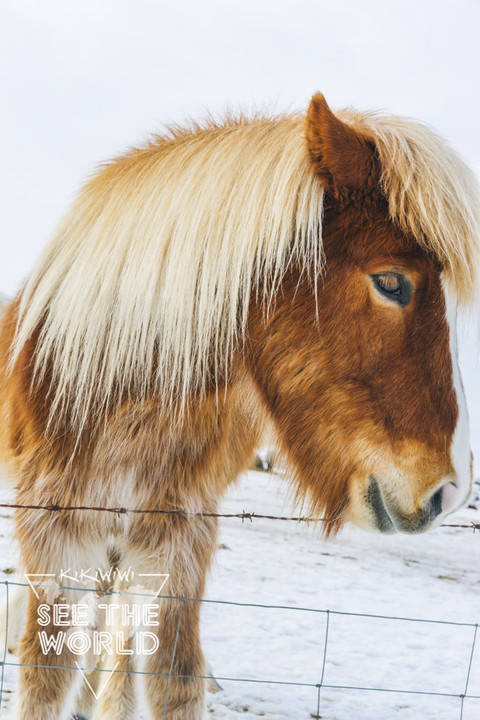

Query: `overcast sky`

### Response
(2, 0, 480, 463)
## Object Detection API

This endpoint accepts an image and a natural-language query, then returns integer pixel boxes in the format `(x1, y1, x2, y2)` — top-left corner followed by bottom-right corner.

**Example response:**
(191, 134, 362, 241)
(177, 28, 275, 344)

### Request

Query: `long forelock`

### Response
(338, 108, 480, 302)
(11, 105, 480, 434)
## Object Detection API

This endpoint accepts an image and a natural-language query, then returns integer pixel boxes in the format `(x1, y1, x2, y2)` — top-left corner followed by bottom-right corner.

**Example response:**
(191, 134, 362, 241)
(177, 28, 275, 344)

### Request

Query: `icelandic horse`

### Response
(0, 94, 479, 719)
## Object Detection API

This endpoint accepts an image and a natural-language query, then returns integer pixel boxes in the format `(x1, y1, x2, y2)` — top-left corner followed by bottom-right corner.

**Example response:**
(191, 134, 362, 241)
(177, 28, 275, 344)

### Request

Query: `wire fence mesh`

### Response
(1, 579, 479, 719)
(1, 492, 479, 717)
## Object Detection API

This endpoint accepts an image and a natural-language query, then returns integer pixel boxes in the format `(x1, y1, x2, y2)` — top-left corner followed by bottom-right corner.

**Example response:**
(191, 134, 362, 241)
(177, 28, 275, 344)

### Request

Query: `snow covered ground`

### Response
(1, 469, 480, 719)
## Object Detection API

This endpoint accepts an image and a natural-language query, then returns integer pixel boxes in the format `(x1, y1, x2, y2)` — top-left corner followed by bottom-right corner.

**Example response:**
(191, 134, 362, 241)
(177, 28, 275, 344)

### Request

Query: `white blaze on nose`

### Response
(441, 481, 461, 513)
(441, 277, 472, 512)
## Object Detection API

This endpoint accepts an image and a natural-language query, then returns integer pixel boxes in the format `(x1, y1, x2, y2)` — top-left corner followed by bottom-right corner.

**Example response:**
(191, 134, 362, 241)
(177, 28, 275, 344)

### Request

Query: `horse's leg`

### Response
(94, 512, 217, 720)
(14, 520, 108, 720)
(75, 546, 122, 720)
(74, 671, 101, 720)
(91, 566, 138, 720)
(138, 515, 217, 720)
(15, 586, 81, 720)
(93, 374, 263, 719)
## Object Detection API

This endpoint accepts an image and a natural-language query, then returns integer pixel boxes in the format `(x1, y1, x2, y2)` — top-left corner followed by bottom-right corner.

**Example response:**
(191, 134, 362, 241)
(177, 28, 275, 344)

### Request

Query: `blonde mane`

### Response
(12, 105, 480, 432)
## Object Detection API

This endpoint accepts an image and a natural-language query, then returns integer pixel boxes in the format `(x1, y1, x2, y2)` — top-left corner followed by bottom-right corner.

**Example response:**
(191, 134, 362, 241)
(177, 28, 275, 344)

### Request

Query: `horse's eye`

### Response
(371, 272, 412, 307)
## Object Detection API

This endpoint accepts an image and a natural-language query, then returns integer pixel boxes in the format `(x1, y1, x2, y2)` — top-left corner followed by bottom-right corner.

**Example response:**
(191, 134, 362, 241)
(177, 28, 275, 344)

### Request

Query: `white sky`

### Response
(1, 0, 480, 463)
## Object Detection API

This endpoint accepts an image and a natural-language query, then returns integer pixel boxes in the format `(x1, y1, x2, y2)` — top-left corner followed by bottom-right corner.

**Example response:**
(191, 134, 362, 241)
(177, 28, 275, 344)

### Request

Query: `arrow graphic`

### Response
(137, 573, 170, 597)
(75, 661, 119, 699)
(24, 573, 57, 600)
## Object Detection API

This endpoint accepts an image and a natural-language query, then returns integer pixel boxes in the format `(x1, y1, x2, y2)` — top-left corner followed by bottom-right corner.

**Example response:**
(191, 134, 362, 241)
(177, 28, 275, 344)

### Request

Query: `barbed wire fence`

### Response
(0, 501, 479, 719)
(0, 501, 479, 530)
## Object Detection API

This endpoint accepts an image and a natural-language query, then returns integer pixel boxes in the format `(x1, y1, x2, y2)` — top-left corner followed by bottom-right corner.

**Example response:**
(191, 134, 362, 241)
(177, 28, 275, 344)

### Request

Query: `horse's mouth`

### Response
(365, 477, 396, 533)
(366, 476, 444, 535)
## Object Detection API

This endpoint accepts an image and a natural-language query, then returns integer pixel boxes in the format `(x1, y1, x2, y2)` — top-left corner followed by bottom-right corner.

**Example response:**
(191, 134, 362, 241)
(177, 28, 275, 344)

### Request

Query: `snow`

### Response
(1, 469, 480, 719)
(2, 3, 480, 718)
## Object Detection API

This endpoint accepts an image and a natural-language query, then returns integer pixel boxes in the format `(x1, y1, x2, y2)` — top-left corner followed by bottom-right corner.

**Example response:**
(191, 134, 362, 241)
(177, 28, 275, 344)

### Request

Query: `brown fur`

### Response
(0, 95, 474, 718)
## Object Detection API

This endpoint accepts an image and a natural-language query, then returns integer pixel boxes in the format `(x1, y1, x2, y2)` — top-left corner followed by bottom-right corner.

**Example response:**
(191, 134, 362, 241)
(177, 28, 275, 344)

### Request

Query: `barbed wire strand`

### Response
(0, 501, 479, 531)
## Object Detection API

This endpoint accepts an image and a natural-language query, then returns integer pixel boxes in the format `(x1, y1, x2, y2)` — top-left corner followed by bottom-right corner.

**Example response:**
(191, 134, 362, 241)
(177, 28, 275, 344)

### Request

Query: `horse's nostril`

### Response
(429, 488, 443, 519)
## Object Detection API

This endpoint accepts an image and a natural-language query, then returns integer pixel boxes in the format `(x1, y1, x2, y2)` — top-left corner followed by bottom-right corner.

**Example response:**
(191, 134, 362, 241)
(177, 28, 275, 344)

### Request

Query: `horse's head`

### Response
(246, 94, 474, 535)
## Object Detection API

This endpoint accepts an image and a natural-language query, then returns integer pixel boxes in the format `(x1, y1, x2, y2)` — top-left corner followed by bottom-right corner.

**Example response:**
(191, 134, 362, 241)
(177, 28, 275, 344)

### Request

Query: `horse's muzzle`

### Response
(366, 476, 452, 535)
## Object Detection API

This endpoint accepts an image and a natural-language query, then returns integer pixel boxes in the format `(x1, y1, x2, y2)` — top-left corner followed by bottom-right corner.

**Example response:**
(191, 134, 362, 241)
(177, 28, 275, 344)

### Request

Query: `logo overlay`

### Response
(25, 567, 170, 698)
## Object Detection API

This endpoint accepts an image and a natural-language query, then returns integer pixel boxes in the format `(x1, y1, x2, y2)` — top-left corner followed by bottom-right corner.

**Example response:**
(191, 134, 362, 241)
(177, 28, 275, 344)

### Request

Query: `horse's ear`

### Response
(306, 93, 377, 196)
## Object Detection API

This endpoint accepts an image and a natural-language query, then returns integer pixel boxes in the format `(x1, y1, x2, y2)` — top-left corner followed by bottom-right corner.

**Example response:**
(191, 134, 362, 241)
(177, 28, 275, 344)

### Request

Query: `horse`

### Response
(0, 93, 479, 719)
